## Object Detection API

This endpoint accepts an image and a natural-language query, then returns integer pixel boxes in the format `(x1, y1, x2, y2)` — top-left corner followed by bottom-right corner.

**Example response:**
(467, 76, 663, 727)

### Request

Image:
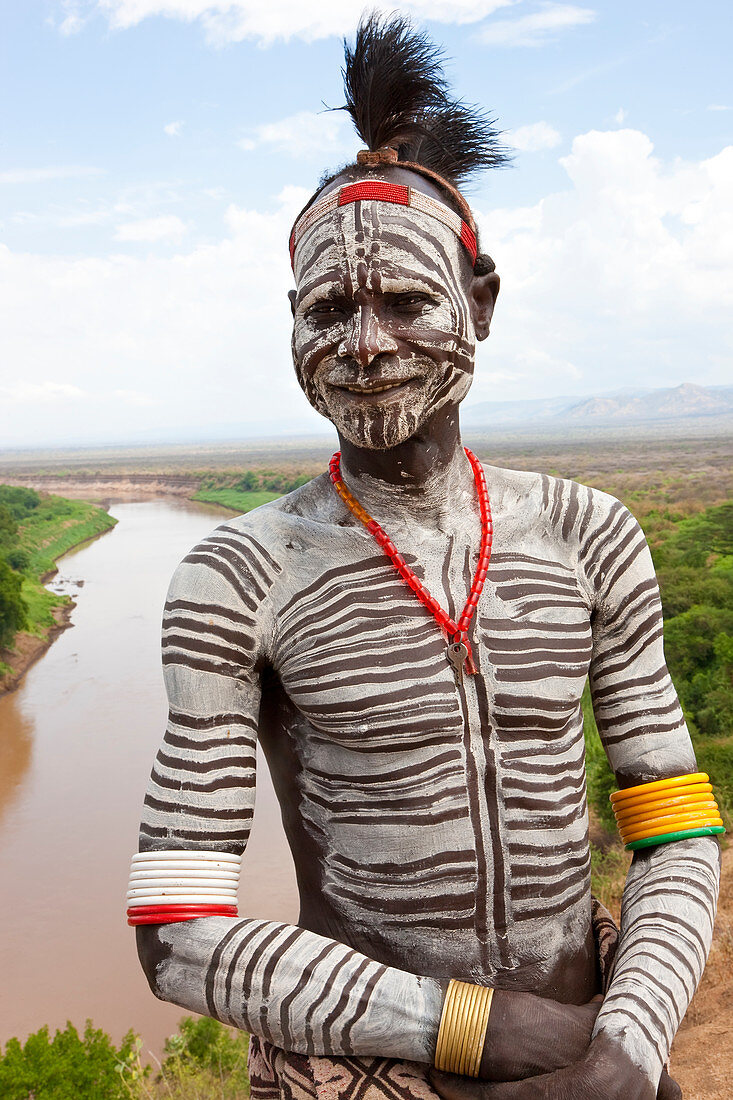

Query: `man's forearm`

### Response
(139, 915, 443, 1061)
(591, 836, 720, 1084)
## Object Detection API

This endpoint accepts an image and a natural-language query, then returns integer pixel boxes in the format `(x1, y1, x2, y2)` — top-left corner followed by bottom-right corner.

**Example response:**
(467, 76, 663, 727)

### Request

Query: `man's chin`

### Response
(324, 400, 428, 451)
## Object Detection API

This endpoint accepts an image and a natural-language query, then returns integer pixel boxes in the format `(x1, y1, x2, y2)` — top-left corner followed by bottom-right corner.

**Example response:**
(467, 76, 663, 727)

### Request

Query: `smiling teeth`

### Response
(341, 382, 405, 393)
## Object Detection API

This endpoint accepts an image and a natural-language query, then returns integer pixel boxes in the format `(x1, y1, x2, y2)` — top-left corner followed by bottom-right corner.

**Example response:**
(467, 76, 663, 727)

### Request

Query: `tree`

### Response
(0, 1021, 142, 1100)
(0, 485, 40, 521)
(0, 504, 17, 551)
(0, 559, 27, 649)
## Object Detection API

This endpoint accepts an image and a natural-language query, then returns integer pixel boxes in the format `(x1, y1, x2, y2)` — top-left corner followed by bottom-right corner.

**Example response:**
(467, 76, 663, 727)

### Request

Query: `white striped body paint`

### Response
(139, 460, 720, 1079)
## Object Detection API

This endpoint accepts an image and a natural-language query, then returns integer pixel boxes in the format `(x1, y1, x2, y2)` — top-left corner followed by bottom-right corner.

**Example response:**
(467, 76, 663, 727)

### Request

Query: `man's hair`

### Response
(297, 12, 510, 275)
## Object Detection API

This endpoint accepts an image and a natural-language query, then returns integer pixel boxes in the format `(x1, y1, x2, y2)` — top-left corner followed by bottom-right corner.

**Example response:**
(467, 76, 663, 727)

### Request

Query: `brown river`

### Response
(0, 498, 298, 1056)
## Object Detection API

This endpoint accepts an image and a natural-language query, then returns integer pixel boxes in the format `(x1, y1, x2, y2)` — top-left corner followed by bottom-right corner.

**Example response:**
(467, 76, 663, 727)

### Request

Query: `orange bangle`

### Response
(621, 814, 724, 843)
(613, 786, 714, 816)
(611, 773, 708, 804)
(616, 800, 719, 829)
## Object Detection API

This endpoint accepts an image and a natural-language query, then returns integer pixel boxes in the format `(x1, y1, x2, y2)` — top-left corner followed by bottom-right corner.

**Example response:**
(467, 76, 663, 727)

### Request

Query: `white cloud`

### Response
(0, 187, 313, 445)
(480, 3, 595, 47)
(238, 110, 349, 159)
(471, 129, 733, 401)
(508, 121, 561, 151)
(0, 165, 102, 184)
(0, 382, 86, 403)
(61, 0, 515, 45)
(113, 388, 157, 405)
(164, 120, 184, 137)
(114, 215, 187, 242)
(58, 1, 86, 35)
(614, 108, 626, 124)
(707, 104, 732, 112)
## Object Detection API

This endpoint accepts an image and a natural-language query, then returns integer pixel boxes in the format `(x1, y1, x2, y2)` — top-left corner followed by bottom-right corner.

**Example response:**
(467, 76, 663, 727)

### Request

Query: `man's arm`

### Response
(585, 498, 720, 1089)
(430, 494, 716, 1100)
(135, 526, 443, 1062)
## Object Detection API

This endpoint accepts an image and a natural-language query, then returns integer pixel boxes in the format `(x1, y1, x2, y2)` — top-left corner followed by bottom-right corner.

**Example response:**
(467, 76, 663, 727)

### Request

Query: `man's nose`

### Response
(340, 306, 399, 368)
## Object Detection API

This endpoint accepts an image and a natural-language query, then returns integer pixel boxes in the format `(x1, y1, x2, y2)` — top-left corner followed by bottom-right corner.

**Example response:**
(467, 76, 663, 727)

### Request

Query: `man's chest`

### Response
(272, 542, 594, 746)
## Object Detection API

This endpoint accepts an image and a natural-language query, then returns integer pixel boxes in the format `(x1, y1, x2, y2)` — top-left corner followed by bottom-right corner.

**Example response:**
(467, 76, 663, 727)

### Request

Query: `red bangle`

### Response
(127, 904, 238, 925)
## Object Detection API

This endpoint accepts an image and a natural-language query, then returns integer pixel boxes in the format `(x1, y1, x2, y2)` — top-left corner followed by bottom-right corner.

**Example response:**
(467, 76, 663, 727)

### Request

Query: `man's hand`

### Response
(477, 991, 603, 1081)
(431, 1034, 682, 1100)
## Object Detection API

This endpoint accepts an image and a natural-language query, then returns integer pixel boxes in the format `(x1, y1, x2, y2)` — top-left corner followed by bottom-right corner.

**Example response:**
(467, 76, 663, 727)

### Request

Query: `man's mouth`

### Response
(336, 380, 411, 394)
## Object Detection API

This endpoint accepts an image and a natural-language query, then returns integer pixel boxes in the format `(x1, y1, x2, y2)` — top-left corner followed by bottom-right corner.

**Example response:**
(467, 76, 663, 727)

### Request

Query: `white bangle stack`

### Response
(126, 849, 242, 926)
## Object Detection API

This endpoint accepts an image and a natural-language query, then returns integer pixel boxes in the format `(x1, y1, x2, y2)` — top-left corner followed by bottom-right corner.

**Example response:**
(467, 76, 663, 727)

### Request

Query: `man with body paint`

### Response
(130, 17, 721, 1100)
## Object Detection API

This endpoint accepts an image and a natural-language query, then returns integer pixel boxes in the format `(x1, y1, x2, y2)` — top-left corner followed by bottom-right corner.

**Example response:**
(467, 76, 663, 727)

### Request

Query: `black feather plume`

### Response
(340, 12, 510, 187)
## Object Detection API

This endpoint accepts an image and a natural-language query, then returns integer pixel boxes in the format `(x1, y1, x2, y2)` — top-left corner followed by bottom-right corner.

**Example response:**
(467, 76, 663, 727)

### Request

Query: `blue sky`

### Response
(1, 1, 731, 446)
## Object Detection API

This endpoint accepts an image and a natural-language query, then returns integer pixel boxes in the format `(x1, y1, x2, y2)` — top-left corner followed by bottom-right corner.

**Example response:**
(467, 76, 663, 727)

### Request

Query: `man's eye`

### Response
(304, 303, 345, 320)
(392, 294, 436, 312)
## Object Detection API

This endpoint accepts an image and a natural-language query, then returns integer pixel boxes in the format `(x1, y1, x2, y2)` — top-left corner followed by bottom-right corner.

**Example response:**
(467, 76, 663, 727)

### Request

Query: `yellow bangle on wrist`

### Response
(610, 773, 725, 849)
(434, 979, 494, 1077)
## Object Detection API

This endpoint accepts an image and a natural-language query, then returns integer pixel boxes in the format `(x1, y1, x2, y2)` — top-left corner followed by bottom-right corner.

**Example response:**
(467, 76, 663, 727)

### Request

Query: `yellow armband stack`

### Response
(611, 772, 725, 851)
(434, 979, 494, 1077)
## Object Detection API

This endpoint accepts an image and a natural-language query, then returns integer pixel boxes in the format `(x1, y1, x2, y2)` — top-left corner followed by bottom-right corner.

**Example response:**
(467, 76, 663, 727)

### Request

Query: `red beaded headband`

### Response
(289, 179, 478, 270)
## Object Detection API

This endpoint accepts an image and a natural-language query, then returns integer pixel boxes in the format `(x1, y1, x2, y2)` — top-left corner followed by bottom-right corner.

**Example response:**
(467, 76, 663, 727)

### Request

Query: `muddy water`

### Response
(0, 499, 298, 1055)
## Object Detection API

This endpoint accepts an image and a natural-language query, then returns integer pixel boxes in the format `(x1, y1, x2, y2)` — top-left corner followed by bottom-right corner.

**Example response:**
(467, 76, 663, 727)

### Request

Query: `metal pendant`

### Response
(447, 640, 469, 686)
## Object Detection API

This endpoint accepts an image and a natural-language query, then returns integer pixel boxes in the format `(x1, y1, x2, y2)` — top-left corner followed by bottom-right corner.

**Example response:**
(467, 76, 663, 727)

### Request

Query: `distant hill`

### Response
(462, 383, 733, 429)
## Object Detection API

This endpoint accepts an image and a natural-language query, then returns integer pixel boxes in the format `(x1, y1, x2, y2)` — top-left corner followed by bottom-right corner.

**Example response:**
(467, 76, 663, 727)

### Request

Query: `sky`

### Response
(0, 0, 731, 447)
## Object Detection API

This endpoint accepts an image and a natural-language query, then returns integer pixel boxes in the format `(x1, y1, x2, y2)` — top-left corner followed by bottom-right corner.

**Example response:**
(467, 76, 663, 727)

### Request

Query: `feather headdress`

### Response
(340, 12, 510, 187)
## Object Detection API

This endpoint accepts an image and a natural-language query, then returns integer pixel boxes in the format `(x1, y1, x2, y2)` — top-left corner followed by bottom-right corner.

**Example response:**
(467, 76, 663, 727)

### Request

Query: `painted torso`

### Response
(154, 464, 612, 1002)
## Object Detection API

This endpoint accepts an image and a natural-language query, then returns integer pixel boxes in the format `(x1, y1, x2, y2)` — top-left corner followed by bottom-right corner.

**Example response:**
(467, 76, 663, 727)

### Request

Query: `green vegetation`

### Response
(589, 843, 631, 916)
(156, 1015, 250, 1099)
(582, 684, 617, 833)
(0, 1020, 141, 1100)
(193, 468, 312, 514)
(0, 485, 117, 677)
(0, 1016, 249, 1100)
(194, 488, 282, 513)
(14, 493, 117, 580)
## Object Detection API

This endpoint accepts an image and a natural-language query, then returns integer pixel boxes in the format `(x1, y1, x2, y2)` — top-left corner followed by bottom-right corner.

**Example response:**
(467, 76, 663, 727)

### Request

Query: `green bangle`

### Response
(626, 825, 725, 851)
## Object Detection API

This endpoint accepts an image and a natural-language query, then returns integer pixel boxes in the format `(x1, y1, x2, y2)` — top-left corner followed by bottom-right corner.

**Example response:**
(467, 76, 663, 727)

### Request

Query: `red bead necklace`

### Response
(328, 448, 493, 684)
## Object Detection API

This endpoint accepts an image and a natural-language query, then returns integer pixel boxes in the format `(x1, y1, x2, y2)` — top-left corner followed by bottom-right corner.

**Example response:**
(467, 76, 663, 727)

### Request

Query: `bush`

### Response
(160, 1016, 250, 1097)
(0, 558, 28, 648)
(0, 485, 40, 521)
(3, 547, 31, 573)
(0, 503, 18, 550)
(0, 1021, 144, 1100)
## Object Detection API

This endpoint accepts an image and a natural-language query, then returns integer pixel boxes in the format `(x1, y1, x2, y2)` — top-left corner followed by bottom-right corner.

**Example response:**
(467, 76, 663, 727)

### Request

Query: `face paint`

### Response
(291, 198, 476, 450)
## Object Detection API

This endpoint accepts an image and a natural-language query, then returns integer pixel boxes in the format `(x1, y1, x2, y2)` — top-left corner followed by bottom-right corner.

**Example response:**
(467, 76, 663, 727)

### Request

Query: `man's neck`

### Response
(337, 407, 476, 530)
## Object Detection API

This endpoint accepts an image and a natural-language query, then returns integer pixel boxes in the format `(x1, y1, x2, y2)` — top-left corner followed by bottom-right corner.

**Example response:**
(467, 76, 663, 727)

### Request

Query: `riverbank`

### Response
(0, 492, 117, 697)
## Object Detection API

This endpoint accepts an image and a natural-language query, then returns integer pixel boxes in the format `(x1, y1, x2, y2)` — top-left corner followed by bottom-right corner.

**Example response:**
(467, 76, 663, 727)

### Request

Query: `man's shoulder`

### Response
(179, 473, 336, 573)
(484, 463, 619, 515)
(484, 464, 636, 550)
(167, 480, 332, 612)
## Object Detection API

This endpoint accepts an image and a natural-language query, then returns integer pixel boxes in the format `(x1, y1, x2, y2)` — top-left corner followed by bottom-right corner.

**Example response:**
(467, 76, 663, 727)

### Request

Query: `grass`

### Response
(17, 495, 117, 579)
(590, 844, 631, 919)
(1, 495, 117, 673)
(14, 496, 117, 638)
(192, 488, 281, 513)
(20, 576, 64, 635)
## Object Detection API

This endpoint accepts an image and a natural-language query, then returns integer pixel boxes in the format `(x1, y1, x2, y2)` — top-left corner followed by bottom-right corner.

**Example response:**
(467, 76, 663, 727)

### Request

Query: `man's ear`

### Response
(288, 289, 297, 318)
(469, 272, 500, 342)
